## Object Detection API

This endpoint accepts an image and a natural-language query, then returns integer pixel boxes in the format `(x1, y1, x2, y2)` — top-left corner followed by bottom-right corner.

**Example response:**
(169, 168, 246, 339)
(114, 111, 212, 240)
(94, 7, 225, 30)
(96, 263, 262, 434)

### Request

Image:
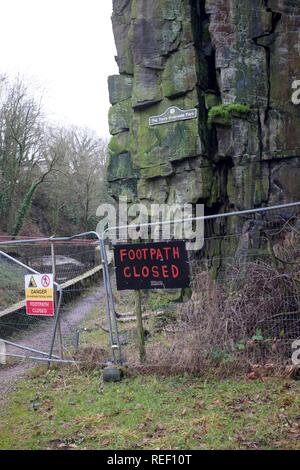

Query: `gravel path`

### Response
(0, 284, 106, 398)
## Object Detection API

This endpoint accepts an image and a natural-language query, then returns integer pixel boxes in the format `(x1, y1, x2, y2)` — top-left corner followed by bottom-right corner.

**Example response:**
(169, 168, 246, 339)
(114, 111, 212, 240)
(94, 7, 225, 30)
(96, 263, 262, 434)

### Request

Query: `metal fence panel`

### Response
(1, 202, 299, 371)
(0, 233, 110, 365)
(103, 201, 300, 367)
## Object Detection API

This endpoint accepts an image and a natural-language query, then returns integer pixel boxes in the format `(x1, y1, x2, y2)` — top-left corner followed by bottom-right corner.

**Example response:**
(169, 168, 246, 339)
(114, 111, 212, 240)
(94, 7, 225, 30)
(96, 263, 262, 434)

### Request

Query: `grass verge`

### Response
(0, 262, 24, 310)
(0, 368, 299, 450)
(1, 288, 299, 450)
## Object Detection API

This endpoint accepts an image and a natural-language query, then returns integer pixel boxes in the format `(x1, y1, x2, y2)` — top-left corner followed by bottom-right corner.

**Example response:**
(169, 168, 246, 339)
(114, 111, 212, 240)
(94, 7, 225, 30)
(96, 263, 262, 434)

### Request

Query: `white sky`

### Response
(0, 0, 118, 138)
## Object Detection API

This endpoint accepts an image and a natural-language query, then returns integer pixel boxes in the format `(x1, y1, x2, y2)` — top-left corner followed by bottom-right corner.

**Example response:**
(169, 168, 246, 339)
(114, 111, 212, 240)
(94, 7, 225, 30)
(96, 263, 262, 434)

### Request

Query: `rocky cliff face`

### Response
(107, 0, 300, 252)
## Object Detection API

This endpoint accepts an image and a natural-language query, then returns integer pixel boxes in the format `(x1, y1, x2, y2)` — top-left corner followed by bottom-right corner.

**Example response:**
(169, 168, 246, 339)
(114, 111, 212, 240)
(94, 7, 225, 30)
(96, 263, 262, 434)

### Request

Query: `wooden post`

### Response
(135, 289, 145, 363)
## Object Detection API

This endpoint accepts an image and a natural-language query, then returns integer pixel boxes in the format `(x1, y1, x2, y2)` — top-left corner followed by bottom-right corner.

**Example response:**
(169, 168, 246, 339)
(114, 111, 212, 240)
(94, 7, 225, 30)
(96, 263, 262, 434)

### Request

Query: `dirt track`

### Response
(0, 284, 106, 398)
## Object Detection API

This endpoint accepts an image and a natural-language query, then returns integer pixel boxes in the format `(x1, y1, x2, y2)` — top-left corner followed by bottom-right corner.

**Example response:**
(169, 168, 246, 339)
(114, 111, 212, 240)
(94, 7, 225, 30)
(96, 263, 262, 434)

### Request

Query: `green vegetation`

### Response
(208, 103, 251, 128)
(0, 369, 299, 450)
(1, 289, 299, 450)
(0, 262, 24, 309)
(12, 182, 37, 237)
(1, 277, 300, 451)
(0, 75, 108, 236)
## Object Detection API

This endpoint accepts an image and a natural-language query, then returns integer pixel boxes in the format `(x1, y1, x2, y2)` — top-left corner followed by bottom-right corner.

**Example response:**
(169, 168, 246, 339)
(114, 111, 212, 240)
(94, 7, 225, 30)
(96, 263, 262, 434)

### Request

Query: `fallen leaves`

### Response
(193, 399, 205, 411)
(286, 422, 300, 440)
(154, 423, 166, 437)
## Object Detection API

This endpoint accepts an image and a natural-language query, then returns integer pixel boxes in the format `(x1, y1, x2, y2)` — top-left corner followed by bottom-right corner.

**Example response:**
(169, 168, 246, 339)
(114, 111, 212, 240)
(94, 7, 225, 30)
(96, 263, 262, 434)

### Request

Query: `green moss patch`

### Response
(208, 103, 251, 128)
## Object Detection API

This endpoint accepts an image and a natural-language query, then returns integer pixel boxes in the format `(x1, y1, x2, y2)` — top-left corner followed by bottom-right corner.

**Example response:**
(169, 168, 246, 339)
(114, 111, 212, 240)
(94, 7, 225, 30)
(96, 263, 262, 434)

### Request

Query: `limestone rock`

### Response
(227, 157, 270, 209)
(108, 0, 300, 229)
(108, 131, 131, 157)
(167, 165, 214, 204)
(131, 0, 188, 68)
(270, 158, 300, 204)
(108, 98, 132, 135)
(206, 0, 300, 158)
(137, 177, 169, 203)
(162, 46, 198, 98)
(132, 66, 162, 109)
(108, 75, 133, 105)
(216, 116, 259, 158)
(107, 152, 137, 182)
(112, 0, 133, 74)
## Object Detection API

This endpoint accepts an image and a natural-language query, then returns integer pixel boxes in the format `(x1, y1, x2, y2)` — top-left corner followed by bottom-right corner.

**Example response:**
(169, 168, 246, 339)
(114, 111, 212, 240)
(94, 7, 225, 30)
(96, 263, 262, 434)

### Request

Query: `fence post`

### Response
(51, 242, 63, 359)
(48, 287, 63, 362)
(134, 290, 145, 363)
(133, 238, 145, 363)
(102, 241, 122, 364)
(0, 339, 6, 365)
(99, 239, 117, 363)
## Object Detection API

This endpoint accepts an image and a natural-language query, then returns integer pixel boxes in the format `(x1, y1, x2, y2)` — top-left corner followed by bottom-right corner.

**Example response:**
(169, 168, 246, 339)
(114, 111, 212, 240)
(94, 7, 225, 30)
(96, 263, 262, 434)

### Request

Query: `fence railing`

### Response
(0, 202, 299, 370)
(0, 232, 108, 365)
(101, 201, 300, 368)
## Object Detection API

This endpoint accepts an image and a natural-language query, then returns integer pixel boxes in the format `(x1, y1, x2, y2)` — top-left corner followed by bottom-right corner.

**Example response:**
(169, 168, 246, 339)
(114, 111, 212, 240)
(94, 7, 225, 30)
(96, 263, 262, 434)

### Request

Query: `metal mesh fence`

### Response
(0, 234, 104, 365)
(106, 202, 300, 367)
(186, 203, 300, 360)
(0, 203, 299, 370)
(0, 238, 99, 283)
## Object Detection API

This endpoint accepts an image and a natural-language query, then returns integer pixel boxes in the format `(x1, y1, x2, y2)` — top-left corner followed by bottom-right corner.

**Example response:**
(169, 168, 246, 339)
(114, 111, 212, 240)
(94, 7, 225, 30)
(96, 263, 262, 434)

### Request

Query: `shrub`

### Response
(140, 261, 300, 376)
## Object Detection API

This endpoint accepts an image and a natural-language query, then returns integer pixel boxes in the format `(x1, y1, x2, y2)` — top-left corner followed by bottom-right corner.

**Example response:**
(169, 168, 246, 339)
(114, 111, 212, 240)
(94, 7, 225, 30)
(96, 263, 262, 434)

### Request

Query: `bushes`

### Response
(142, 261, 300, 375)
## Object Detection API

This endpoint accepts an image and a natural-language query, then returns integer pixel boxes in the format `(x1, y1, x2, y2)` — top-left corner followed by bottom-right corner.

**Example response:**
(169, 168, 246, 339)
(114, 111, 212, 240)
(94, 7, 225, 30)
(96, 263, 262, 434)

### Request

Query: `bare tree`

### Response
(0, 76, 109, 236)
(42, 126, 108, 234)
(0, 76, 50, 233)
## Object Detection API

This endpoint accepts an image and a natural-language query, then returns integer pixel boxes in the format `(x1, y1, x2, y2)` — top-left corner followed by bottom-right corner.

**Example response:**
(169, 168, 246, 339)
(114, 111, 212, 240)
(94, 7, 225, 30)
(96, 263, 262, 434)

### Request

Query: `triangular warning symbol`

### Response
(28, 276, 37, 288)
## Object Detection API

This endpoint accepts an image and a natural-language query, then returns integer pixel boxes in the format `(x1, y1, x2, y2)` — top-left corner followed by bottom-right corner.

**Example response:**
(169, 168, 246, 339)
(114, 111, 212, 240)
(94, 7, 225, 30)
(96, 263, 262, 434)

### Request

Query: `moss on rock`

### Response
(130, 92, 202, 178)
(108, 132, 131, 157)
(107, 152, 138, 182)
(208, 103, 251, 128)
(162, 45, 197, 98)
(108, 98, 132, 135)
(108, 75, 133, 105)
(132, 66, 162, 109)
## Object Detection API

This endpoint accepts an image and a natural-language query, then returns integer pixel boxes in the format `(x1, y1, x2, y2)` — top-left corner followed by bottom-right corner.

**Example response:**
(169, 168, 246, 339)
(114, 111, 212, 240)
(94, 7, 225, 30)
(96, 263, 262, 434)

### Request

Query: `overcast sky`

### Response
(0, 0, 118, 138)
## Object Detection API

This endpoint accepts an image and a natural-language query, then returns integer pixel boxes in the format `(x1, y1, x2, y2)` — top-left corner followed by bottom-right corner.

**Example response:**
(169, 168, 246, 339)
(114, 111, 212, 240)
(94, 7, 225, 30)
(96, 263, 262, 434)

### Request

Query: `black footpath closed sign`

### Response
(113, 240, 190, 290)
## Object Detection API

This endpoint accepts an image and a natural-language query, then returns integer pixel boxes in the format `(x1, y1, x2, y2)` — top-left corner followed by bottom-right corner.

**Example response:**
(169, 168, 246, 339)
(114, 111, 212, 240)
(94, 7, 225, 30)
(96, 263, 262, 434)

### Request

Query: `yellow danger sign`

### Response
(24, 274, 54, 316)
(25, 288, 53, 300)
